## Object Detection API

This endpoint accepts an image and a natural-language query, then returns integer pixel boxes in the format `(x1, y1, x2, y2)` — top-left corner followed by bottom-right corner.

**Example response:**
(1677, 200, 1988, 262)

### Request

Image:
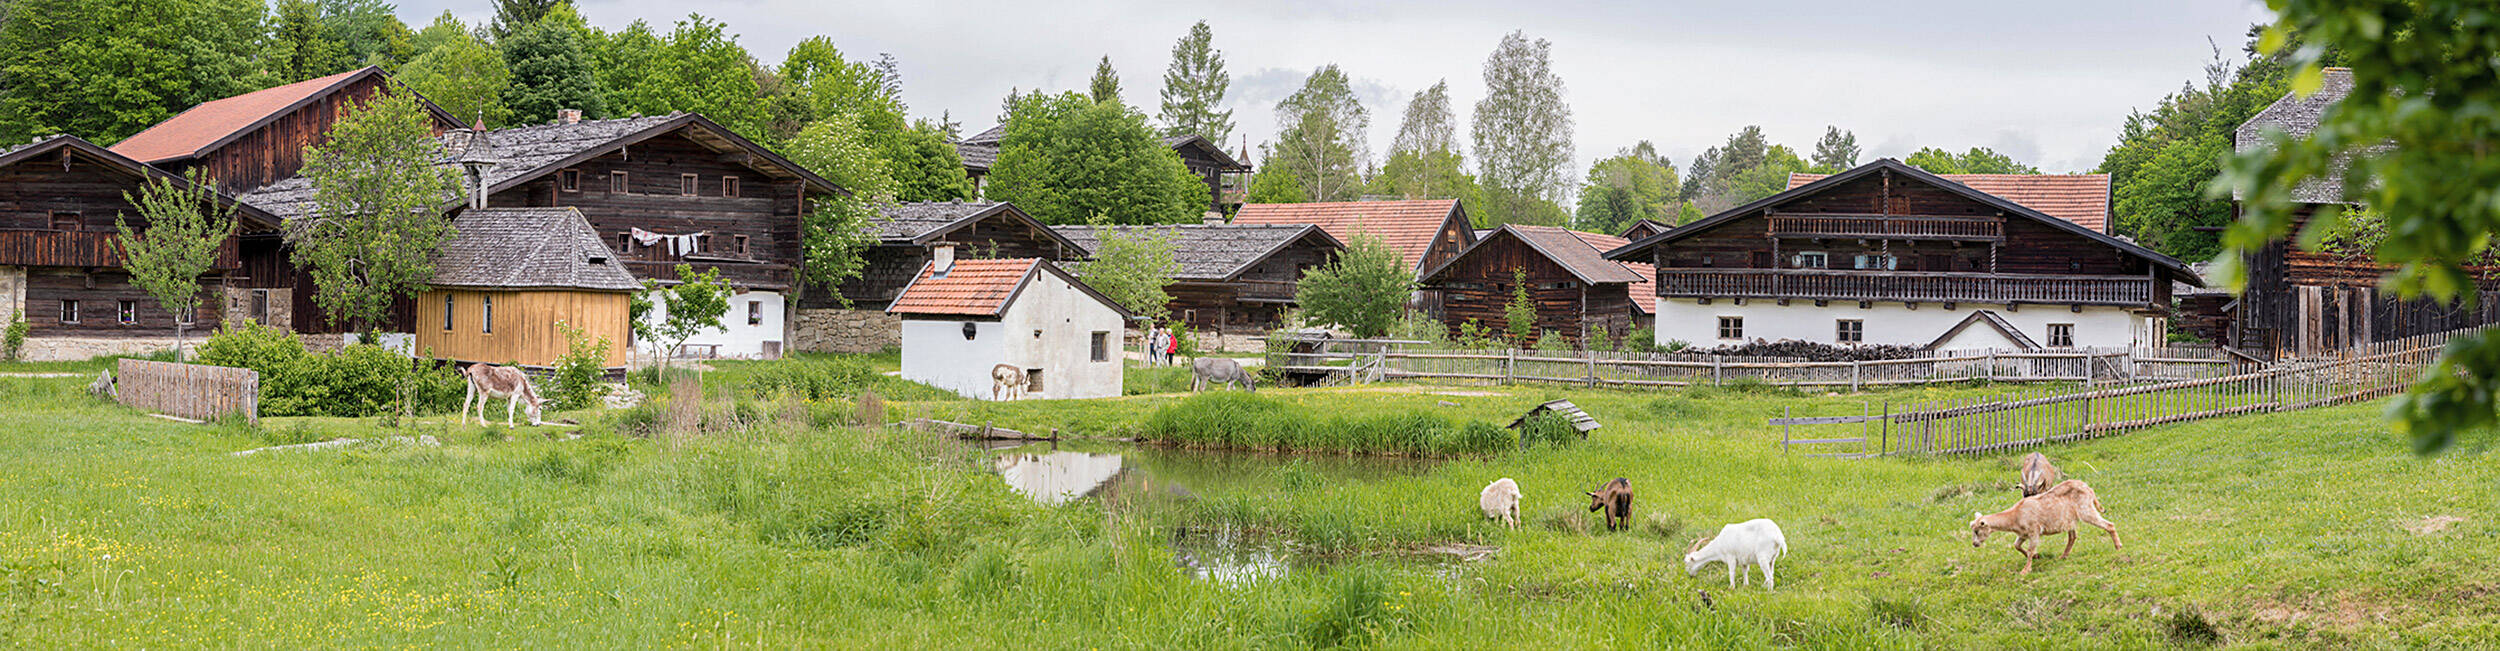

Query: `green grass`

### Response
(1, 359, 2494, 647)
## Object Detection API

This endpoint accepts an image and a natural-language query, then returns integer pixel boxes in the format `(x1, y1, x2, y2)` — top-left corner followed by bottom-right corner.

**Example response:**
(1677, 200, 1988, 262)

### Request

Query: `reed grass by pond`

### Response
(5, 360, 2499, 647)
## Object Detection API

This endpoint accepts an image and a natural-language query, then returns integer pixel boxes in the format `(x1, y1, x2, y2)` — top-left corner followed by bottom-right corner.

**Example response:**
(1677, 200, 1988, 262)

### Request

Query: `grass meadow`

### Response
(2, 354, 2495, 647)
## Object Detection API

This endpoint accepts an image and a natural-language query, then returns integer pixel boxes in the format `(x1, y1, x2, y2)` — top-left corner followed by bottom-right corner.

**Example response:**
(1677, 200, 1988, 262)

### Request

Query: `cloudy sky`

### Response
(396, 0, 2274, 177)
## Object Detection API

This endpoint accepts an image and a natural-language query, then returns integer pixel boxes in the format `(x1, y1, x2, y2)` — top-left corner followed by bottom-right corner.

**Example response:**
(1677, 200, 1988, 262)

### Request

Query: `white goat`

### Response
(1478, 478, 1522, 529)
(1684, 519, 1789, 591)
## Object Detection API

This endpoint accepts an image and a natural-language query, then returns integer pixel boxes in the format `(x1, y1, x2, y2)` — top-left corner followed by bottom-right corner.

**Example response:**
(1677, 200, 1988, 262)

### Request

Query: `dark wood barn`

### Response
(1054, 223, 1341, 332)
(1421, 225, 1648, 347)
(109, 66, 462, 194)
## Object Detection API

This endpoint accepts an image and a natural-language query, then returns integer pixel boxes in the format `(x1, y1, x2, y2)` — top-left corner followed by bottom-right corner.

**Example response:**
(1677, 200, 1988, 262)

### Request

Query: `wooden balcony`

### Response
(1765, 213, 2001, 240)
(0, 229, 239, 269)
(623, 259, 794, 291)
(1655, 268, 2154, 306)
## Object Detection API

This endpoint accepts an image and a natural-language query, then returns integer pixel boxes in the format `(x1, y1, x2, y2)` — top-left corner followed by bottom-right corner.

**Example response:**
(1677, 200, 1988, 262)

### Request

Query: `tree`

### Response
(584, 20, 669, 118)
(657, 15, 767, 140)
(1371, 82, 1482, 205)
(1390, 81, 1457, 157)
(323, 0, 412, 70)
(1074, 227, 1181, 320)
(1471, 31, 1575, 227)
(778, 115, 892, 306)
(2099, 31, 2303, 259)
(1268, 65, 1369, 202)
(1903, 147, 2039, 174)
(783, 114, 897, 202)
(1294, 234, 1414, 338)
(631, 264, 730, 378)
(490, 0, 569, 40)
(0, 0, 271, 144)
(1243, 164, 1307, 204)
(987, 92, 1205, 225)
(1811, 126, 1860, 171)
(2113, 133, 2232, 259)
(1156, 20, 1233, 142)
(1502, 268, 1536, 345)
(499, 11, 605, 125)
(267, 0, 351, 81)
(400, 15, 511, 127)
(286, 88, 461, 332)
(1574, 143, 1680, 234)
(1090, 55, 1122, 104)
(2219, 0, 2500, 453)
(114, 169, 237, 358)
(776, 38, 971, 202)
(1684, 126, 1801, 214)
(779, 36, 894, 124)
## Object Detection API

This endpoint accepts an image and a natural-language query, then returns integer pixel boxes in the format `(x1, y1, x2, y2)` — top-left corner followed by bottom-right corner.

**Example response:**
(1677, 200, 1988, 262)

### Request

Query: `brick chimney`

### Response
(932, 244, 956, 277)
(558, 109, 583, 125)
(1201, 210, 1226, 225)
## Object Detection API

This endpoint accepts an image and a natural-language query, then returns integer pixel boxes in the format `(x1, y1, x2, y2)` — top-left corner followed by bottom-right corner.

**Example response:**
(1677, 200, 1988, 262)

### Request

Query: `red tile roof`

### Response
(887, 258, 1041, 316)
(1787, 172, 2113, 232)
(1565, 230, 1655, 314)
(1233, 199, 1464, 272)
(110, 68, 371, 163)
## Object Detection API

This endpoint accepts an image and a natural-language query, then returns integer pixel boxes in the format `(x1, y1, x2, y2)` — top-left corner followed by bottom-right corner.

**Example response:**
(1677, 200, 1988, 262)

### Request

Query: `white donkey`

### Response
(991, 364, 1028, 401)
(460, 363, 544, 427)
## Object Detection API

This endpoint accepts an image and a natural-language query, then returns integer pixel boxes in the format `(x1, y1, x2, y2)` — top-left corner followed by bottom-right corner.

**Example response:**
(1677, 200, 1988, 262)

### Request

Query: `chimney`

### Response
(558, 109, 583, 125)
(932, 244, 956, 277)
(1201, 211, 1226, 225)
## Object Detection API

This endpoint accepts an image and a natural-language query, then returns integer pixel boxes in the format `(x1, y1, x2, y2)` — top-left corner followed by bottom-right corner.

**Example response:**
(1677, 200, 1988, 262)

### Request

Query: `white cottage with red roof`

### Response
(888, 248, 1132, 400)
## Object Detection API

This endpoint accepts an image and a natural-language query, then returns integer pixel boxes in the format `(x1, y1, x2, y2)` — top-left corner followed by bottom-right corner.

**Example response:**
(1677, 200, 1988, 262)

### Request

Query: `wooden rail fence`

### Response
(1772, 325, 2472, 457)
(1268, 339, 2234, 390)
(115, 359, 258, 423)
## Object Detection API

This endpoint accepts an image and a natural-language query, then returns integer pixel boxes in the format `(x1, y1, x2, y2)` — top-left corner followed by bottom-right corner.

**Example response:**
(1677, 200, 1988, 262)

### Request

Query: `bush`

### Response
(742, 357, 880, 400)
(1, 312, 25, 361)
(195, 322, 463, 417)
(1532, 329, 1573, 353)
(544, 322, 610, 411)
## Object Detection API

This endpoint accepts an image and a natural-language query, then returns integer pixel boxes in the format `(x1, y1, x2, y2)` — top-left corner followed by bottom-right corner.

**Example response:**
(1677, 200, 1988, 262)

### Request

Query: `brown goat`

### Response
(2018, 452, 2062, 497)
(1585, 477, 1633, 532)
(1969, 479, 2121, 573)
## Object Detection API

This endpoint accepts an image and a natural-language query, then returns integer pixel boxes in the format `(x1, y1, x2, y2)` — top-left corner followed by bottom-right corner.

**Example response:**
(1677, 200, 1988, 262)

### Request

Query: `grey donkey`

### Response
(1190, 357, 1257, 392)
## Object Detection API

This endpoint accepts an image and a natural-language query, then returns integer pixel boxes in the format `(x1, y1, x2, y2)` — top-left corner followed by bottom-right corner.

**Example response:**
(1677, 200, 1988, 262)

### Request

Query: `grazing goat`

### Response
(991, 364, 1027, 401)
(1190, 357, 1256, 392)
(460, 364, 543, 427)
(2019, 452, 2062, 497)
(1685, 519, 1789, 591)
(1479, 478, 1522, 529)
(1970, 479, 2122, 574)
(1584, 477, 1633, 532)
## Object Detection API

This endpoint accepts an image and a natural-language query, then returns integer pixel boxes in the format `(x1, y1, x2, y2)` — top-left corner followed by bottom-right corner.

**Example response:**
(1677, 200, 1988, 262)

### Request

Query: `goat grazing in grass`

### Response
(1970, 479, 2122, 574)
(2019, 452, 2062, 497)
(1479, 478, 1521, 529)
(1685, 519, 1788, 591)
(1585, 477, 1633, 532)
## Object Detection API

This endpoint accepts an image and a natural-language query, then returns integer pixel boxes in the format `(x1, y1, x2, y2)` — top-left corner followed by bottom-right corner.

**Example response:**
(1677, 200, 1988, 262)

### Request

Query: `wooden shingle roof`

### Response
(1565, 230, 1656, 315)
(1787, 172, 2114, 233)
(2232, 67, 2358, 204)
(1054, 223, 1340, 281)
(1233, 199, 1466, 273)
(873, 201, 1085, 254)
(429, 207, 637, 291)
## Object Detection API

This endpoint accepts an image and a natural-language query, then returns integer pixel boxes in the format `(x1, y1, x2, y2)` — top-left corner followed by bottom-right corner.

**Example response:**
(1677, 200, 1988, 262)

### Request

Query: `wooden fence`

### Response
(1268, 338, 2235, 390)
(115, 359, 259, 423)
(1772, 325, 2473, 457)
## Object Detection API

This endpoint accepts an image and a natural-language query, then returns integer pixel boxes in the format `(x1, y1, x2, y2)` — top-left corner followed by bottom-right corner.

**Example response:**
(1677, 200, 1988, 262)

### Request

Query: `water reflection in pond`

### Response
(990, 449, 1126, 506)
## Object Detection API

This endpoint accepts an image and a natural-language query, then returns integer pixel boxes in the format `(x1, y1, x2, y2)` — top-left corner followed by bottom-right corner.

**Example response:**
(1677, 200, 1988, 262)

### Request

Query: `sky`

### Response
(396, 0, 2276, 180)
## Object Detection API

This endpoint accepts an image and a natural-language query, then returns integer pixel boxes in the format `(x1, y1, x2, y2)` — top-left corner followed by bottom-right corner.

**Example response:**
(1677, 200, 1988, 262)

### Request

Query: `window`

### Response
(1717, 316, 1743, 340)
(746, 300, 763, 326)
(482, 295, 494, 334)
(442, 295, 455, 331)
(1853, 254, 1897, 270)
(680, 173, 699, 196)
(1090, 331, 1109, 362)
(1025, 368, 1044, 394)
(2047, 323, 2074, 348)
(49, 211, 80, 231)
(1793, 251, 1828, 269)
(735, 235, 749, 255)
(609, 171, 629, 193)
(250, 290, 268, 322)
(60, 299, 78, 324)
(697, 233, 714, 253)
(118, 300, 136, 325)
(1750, 251, 1773, 268)
(1836, 319, 1863, 343)
(618, 233, 633, 253)
(721, 176, 740, 198)
(559, 169, 581, 192)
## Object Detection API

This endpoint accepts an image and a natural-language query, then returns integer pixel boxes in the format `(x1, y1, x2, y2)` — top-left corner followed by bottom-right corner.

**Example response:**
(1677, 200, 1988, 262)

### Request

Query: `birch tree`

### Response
(1269, 65, 1368, 202)
(1470, 31, 1574, 226)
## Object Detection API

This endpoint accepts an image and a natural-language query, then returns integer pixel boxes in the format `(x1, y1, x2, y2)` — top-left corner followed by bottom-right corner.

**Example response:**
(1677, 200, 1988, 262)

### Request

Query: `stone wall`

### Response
(219, 286, 292, 331)
(0, 266, 24, 326)
(21, 336, 194, 362)
(792, 308, 901, 353)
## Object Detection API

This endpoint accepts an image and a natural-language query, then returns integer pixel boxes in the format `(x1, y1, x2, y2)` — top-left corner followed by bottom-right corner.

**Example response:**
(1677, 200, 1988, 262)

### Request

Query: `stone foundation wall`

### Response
(21, 336, 195, 362)
(792, 308, 901, 353)
(218, 286, 292, 331)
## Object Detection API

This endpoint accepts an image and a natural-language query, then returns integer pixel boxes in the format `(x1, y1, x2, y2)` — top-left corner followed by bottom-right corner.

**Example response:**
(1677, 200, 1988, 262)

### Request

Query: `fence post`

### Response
(1781, 405, 1791, 455)
(1986, 349, 1998, 382)
(1585, 348, 1598, 388)
(1503, 348, 1515, 385)
(1851, 359, 1861, 393)
(1713, 355, 1724, 386)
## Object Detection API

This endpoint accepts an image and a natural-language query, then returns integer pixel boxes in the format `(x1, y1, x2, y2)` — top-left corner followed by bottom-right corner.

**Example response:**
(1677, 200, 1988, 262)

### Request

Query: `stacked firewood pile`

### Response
(1685, 340, 1926, 362)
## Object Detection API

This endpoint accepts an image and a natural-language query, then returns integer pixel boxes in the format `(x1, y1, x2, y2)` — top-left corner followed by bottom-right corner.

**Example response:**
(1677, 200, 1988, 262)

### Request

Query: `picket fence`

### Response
(1773, 325, 2473, 458)
(115, 358, 259, 423)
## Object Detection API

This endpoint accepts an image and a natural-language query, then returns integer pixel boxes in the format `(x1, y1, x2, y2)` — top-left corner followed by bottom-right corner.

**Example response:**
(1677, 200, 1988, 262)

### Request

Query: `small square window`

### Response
(722, 176, 740, 198)
(60, 299, 77, 324)
(2047, 323, 2075, 348)
(118, 300, 136, 325)
(680, 174, 699, 196)
(50, 211, 80, 231)
(1836, 319, 1863, 343)
(618, 232, 633, 253)
(609, 171, 629, 193)
(1025, 368, 1043, 393)
(1090, 331, 1109, 362)
(746, 300, 763, 326)
(559, 169, 581, 192)
(482, 295, 495, 334)
(1717, 316, 1743, 341)
(735, 235, 749, 255)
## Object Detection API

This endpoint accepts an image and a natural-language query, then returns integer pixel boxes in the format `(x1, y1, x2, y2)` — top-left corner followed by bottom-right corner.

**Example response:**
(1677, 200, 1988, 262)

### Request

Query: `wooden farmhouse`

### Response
(109, 66, 463, 193)
(413, 207, 638, 368)
(2222, 67, 2500, 357)
(889, 255, 1132, 400)
(240, 111, 843, 360)
(1419, 225, 1655, 347)
(0, 135, 285, 361)
(1054, 223, 1342, 333)
(1604, 159, 2201, 351)
(954, 126, 1253, 213)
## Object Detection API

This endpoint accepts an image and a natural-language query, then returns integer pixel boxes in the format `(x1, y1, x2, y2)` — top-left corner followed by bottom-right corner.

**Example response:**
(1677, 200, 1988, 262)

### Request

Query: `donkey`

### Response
(1190, 357, 1257, 393)
(460, 363, 544, 427)
(1585, 477, 1634, 532)
(991, 364, 1028, 401)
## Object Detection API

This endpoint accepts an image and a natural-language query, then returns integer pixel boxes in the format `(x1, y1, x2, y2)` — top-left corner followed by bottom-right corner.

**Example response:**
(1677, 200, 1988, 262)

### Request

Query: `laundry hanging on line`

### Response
(629, 227, 709, 256)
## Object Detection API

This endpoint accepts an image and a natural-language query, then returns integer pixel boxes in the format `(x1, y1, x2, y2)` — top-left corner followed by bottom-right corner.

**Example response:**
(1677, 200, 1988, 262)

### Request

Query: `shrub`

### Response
(1454, 319, 1497, 349)
(1532, 329, 1573, 353)
(1516, 410, 1580, 450)
(742, 357, 880, 400)
(1587, 325, 1618, 352)
(1449, 421, 1514, 457)
(543, 322, 611, 411)
(1, 312, 25, 361)
(195, 322, 462, 417)
(1303, 570, 1394, 648)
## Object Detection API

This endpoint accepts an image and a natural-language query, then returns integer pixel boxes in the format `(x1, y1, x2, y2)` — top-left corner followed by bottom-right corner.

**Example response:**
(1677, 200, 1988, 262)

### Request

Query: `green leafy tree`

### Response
(987, 91, 1204, 225)
(1294, 234, 1414, 338)
(1503, 268, 1536, 346)
(1471, 31, 1575, 226)
(1370, 81, 1483, 206)
(490, 0, 569, 40)
(1074, 227, 1181, 320)
(1811, 126, 1860, 171)
(323, 0, 412, 70)
(631, 264, 731, 378)
(267, 0, 350, 80)
(399, 15, 511, 127)
(779, 36, 894, 124)
(584, 20, 668, 117)
(779, 115, 892, 306)
(1269, 65, 1369, 202)
(1090, 55, 1122, 104)
(1156, 20, 1233, 142)
(775, 38, 971, 202)
(2099, 32, 2303, 259)
(2217, 0, 2500, 453)
(1684, 126, 1807, 214)
(657, 15, 767, 140)
(2114, 133, 2232, 259)
(287, 88, 461, 332)
(114, 169, 237, 358)
(499, 11, 605, 124)
(0, 0, 271, 144)
(1390, 80, 1457, 157)
(1574, 142, 1680, 234)
(1244, 164, 1308, 204)
(1903, 147, 2039, 174)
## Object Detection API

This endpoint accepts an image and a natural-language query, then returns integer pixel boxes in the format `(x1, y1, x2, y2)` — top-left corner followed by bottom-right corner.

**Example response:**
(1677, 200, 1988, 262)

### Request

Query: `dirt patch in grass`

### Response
(2251, 593, 2394, 631)
(2403, 515, 2465, 536)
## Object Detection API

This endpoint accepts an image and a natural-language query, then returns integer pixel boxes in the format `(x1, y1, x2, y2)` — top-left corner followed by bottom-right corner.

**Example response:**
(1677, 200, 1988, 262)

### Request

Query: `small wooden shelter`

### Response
(412, 207, 637, 368)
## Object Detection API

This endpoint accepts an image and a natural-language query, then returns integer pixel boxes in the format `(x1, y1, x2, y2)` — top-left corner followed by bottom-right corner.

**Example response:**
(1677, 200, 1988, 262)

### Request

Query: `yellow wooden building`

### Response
(414, 207, 638, 367)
